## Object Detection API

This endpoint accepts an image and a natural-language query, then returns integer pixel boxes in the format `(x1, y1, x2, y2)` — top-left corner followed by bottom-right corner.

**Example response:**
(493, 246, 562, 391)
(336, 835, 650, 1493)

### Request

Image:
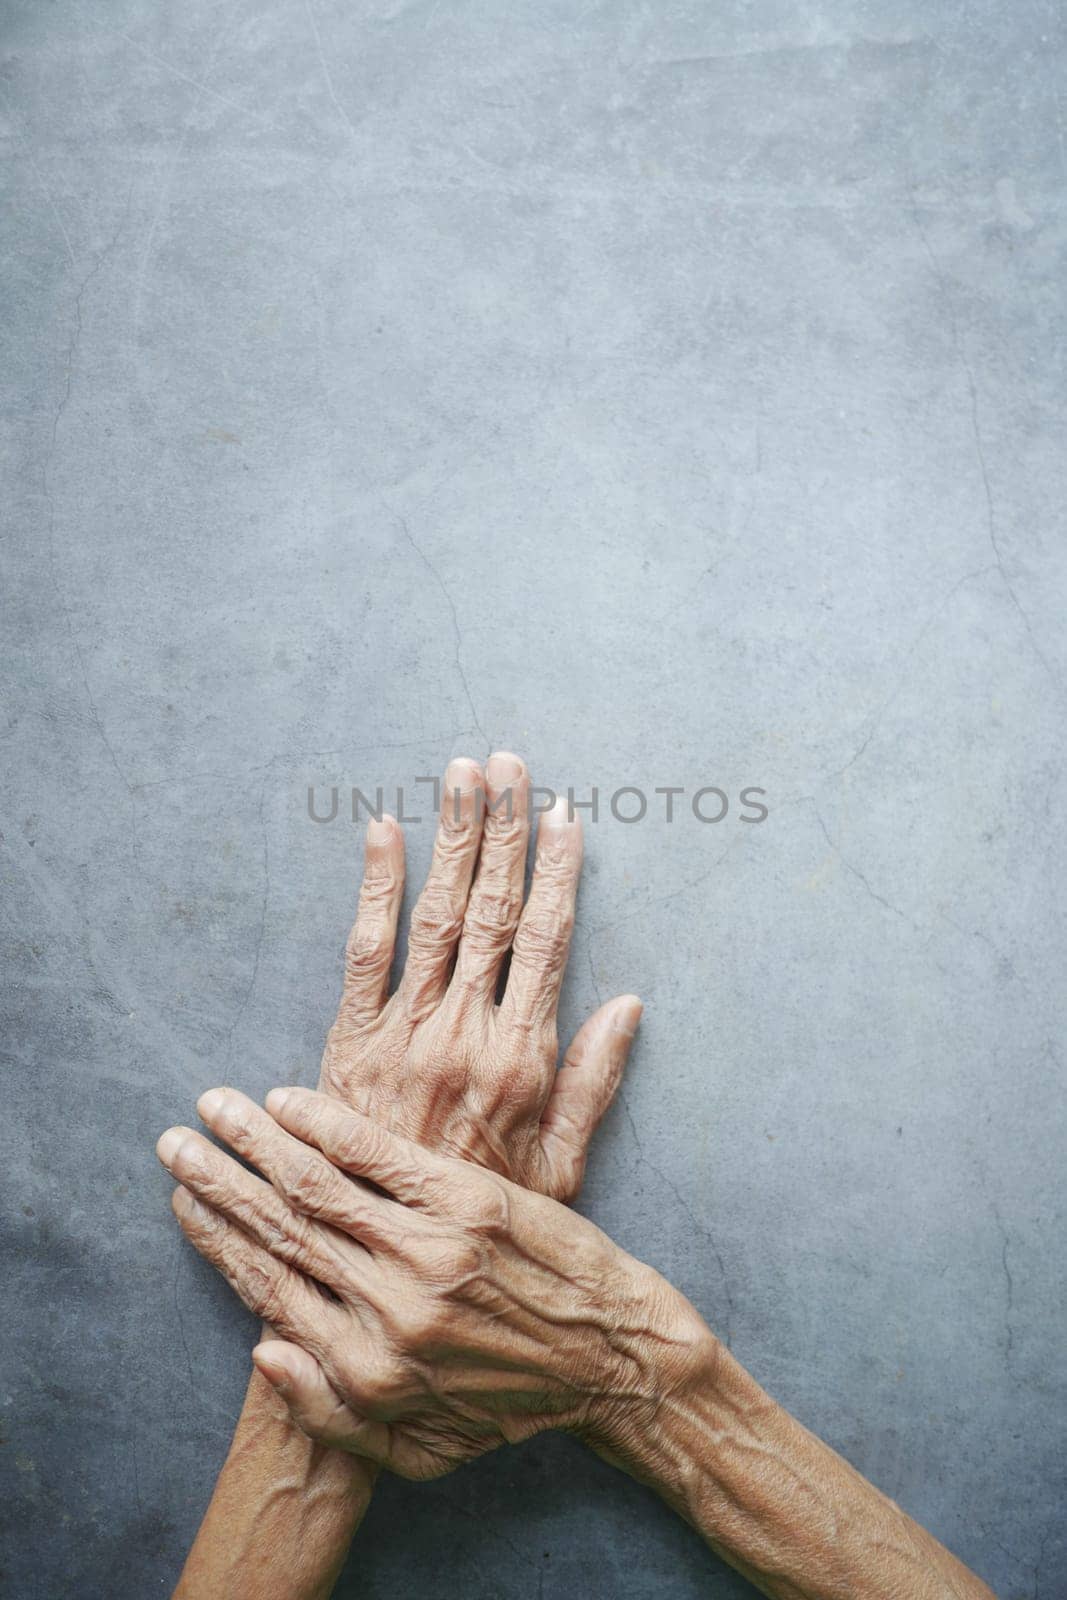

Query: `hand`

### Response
(156, 1088, 714, 1481)
(161, 752, 642, 1600)
(159, 1093, 998, 1600)
(316, 751, 642, 1200)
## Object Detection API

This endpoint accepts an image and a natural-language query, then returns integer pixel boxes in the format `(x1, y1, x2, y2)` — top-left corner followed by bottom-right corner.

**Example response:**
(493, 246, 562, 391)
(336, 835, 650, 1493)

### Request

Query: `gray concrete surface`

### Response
(2, 2, 1065, 1595)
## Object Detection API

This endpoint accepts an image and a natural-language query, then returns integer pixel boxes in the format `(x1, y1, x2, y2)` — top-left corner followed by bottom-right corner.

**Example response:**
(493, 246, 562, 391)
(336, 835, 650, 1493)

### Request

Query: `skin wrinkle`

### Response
(172, 1111, 997, 1596)
(168, 1083, 731, 1488)
(162, 748, 997, 1600)
(617, 1364, 982, 1600)
(170, 752, 647, 1599)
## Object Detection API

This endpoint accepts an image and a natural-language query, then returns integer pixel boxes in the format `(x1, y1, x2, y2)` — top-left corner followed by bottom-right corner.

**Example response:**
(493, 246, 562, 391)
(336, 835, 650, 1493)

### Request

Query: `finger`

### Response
(170, 1186, 344, 1364)
(195, 1088, 409, 1253)
(266, 1087, 454, 1209)
(539, 995, 643, 1201)
(395, 758, 485, 1019)
(450, 752, 530, 1005)
(157, 1124, 369, 1292)
(500, 795, 582, 1030)
(338, 814, 405, 1026)
(252, 1341, 389, 1458)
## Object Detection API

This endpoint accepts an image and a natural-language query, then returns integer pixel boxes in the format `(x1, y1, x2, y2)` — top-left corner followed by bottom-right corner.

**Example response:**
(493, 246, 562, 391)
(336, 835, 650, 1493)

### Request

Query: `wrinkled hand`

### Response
(317, 751, 641, 1201)
(157, 1089, 713, 1480)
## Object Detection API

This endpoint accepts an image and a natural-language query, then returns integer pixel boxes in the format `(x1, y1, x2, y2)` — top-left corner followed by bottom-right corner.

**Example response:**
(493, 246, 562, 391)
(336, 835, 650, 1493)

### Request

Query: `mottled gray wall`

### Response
(2, 1, 1065, 1595)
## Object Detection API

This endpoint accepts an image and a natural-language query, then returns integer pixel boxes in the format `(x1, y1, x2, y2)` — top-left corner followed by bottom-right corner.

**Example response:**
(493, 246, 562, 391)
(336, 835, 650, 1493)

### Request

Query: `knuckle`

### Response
(447, 1236, 488, 1287)
(533, 842, 574, 881)
(390, 1161, 442, 1212)
(196, 1207, 223, 1240)
(345, 1357, 405, 1415)
(257, 1284, 287, 1328)
(358, 865, 399, 900)
(343, 1117, 391, 1172)
(513, 907, 573, 969)
(217, 1105, 254, 1148)
(256, 1210, 291, 1255)
(437, 811, 477, 847)
(242, 1257, 284, 1320)
(337, 1126, 374, 1170)
(419, 1228, 489, 1290)
(345, 922, 391, 979)
(483, 808, 524, 844)
(384, 1293, 432, 1349)
(252, 1203, 313, 1266)
(282, 1156, 332, 1215)
(463, 885, 522, 942)
(409, 889, 463, 949)
(473, 1176, 511, 1236)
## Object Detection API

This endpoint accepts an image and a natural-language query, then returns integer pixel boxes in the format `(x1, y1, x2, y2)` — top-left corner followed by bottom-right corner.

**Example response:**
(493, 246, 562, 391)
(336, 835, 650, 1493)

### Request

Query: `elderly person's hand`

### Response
(317, 751, 642, 1199)
(171, 751, 641, 1600)
(160, 1090, 998, 1600)
(158, 1087, 703, 1478)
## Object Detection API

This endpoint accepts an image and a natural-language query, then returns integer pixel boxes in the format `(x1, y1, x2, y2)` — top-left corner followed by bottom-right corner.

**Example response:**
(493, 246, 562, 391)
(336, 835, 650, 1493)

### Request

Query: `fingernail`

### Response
(253, 1346, 291, 1390)
(172, 1184, 204, 1219)
(265, 1088, 290, 1115)
(197, 1088, 226, 1121)
(156, 1128, 185, 1166)
(486, 751, 523, 787)
(542, 794, 572, 828)
(612, 996, 644, 1037)
(366, 814, 394, 845)
(444, 757, 482, 796)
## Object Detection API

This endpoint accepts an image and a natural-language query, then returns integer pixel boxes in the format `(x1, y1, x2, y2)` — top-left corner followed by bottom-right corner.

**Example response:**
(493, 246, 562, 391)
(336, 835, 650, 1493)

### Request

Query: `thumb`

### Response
(252, 1340, 384, 1459)
(539, 993, 643, 1202)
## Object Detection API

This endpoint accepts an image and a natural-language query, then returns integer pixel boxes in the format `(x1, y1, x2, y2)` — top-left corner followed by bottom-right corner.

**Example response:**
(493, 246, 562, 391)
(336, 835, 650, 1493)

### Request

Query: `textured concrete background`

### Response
(2, 1, 1065, 1595)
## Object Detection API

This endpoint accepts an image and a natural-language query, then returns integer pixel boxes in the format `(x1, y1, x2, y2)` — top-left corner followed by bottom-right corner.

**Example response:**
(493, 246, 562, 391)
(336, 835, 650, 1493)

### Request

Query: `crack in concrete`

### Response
(809, 801, 920, 929)
(991, 1201, 1015, 1372)
(395, 514, 490, 756)
(827, 564, 996, 782)
(936, 912, 1030, 997)
(790, 799, 1031, 993)
(304, 0, 361, 144)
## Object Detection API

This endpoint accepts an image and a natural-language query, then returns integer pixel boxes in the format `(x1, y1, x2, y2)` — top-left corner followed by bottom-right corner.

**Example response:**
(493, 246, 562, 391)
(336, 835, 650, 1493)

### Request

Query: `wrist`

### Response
(228, 1367, 381, 1527)
(175, 1368, 378, 1600)
(579, 1291, 995, 1600)
(579, 1256, 728, 1465)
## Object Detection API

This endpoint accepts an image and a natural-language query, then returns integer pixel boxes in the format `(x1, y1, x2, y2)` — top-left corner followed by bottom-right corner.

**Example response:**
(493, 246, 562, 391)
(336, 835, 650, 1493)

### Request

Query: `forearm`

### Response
(174, 1368, 376, 1600)
(592, 1290, 994, 1600)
